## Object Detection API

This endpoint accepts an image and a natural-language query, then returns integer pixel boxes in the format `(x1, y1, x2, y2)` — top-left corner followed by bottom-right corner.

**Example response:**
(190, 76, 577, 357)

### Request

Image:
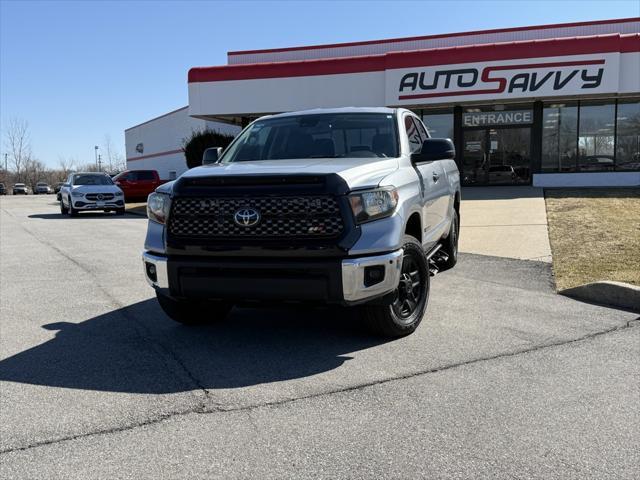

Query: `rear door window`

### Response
(137, 171, 155, 181)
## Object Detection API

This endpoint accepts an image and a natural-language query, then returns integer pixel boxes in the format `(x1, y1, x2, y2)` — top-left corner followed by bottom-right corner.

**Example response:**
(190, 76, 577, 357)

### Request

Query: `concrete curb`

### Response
(561, 281, 640, 313)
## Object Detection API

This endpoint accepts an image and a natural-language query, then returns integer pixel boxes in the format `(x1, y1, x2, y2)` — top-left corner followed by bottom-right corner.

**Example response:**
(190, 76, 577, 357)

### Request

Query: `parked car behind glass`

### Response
(488, 165, 517, 183)
(0, 183, 6, 195)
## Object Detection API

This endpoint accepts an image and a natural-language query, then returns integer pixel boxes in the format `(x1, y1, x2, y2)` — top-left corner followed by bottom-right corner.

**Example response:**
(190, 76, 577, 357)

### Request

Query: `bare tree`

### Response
(102, 134, 114, 171)
(112, 151, 126, 172)
(101, 134, 127, 173)
(4, 118, 31, 181)
(57, 156, 75, 178)
(23, 158, 47, 188)
(75, 162, 100, 172)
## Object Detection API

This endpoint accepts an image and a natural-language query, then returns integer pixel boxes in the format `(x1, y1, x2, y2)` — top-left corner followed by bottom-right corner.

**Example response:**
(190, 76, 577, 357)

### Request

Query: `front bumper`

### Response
(142, 249, 403, 305)
(71, 199, 124, 210)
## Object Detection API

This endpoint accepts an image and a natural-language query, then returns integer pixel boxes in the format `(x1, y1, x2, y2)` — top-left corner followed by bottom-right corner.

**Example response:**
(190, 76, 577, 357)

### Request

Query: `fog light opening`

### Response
(364, 265, 385, 287)
(145, 262, 158, 283)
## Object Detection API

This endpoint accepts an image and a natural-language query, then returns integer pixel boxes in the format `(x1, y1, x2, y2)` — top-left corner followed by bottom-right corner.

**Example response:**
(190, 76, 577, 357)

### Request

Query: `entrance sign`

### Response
(463, 110, 533, 127)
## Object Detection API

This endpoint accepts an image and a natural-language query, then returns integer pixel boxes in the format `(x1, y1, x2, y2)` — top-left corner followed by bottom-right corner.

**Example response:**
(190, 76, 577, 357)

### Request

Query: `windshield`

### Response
(37, 182, 47, 186)
(221, 113, 398, 163)
(72, 174, 114, 186)
(15, 184, 25, 187)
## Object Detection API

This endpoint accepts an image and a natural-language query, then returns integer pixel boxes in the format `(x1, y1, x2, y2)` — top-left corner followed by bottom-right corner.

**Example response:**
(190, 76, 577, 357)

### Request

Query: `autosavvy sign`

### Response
(385, 54, 619, 105)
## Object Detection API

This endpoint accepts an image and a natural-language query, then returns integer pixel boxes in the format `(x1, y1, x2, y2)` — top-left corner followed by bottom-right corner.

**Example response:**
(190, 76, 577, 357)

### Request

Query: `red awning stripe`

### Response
(189, 34, 640, 84)
(227, 18, 639, 56)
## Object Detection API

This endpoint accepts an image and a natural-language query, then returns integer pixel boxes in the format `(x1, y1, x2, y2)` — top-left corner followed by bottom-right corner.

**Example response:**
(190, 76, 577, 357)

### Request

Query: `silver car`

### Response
(59, 172, 125, 216)
(34, 182, 52, 194)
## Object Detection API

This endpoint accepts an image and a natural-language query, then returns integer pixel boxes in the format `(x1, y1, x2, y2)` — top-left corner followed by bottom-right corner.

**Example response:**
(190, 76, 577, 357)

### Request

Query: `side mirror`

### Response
(202, 147, 223, 165)
(411, 138, 455, 163)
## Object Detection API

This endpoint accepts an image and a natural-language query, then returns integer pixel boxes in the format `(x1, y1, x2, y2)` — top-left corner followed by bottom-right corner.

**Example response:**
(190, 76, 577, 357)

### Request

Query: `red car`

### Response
(113, 170, 166, 199)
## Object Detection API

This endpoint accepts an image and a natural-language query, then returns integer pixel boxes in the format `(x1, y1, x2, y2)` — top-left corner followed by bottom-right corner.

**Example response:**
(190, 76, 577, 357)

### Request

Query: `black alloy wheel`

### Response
(392, 253, 426, 321)
(360, 235, 430, 337)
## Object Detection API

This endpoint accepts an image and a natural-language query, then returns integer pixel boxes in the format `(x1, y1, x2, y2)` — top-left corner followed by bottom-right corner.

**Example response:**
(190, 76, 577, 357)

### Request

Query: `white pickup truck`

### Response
(142, 107, 460, 337)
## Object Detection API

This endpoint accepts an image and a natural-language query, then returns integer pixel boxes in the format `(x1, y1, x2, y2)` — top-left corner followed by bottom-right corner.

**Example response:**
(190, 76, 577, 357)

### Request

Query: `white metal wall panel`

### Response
(125, 107, 240, 179)
(228, 20, 640, 64)
(189, 71, 386, 117)
(619, 51, 640, 93)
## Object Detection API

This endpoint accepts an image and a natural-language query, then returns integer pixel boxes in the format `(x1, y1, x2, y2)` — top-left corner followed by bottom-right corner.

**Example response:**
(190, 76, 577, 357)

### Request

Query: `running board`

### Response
(426, 244, 449, 276)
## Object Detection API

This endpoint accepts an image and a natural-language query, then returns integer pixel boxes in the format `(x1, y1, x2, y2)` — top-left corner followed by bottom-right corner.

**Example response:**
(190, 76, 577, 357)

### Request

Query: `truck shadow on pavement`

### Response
(0, 299, 389, 394)
(28, 213, 144, 220)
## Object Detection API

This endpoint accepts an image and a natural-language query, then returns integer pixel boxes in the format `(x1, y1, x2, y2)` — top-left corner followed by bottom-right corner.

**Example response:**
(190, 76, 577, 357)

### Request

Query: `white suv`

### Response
(60, 172, 125, 216)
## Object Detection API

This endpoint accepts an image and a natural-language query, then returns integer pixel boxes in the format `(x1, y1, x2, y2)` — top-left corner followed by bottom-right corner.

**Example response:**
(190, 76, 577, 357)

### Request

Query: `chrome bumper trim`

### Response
(341, 249, 403, 302)
(142, 251, 169, 289)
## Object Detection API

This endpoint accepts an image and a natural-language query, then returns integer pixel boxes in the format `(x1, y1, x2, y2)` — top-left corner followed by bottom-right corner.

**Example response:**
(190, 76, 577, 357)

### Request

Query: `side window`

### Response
(127, 172, 138, 181)
(138, 171, 155, 181)
(404, 116, 422, 153)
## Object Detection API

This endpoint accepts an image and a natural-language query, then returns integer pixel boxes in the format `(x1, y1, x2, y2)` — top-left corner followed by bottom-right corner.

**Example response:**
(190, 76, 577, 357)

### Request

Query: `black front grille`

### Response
(169, 196, 344, 239)
(86, 193, 115, 201)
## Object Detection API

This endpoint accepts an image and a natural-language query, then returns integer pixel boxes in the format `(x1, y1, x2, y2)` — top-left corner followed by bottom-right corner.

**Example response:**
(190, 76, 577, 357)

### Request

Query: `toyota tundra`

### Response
(142, 107, 460, 337)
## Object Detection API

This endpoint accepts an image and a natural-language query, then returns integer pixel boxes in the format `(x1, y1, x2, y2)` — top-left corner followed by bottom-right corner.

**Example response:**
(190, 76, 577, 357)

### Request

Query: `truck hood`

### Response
(180, 157, 399, 190)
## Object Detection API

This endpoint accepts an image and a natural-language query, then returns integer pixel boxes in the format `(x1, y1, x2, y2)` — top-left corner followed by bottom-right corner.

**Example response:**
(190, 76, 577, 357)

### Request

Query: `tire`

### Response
(156, 292, 232, 326)
(60, 199, 68, 214)
(67, 197, 78, 216)
(439, 209, 459, 271)
(360, 235, 430, 337)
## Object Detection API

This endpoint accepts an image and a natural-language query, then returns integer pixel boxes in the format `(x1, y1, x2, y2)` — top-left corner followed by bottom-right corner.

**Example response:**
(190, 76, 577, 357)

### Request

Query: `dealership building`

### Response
(127, 17, 639, 186)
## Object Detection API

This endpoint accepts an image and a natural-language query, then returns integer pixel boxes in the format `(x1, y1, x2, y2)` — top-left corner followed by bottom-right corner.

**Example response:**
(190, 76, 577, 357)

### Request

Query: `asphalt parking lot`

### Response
(1, 195, 638, 479)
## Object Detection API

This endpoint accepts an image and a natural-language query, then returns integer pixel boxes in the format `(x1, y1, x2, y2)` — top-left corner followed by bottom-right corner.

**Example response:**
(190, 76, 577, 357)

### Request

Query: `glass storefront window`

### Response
(616, 100, 640, 171)
(422, 111, 454, 140)
(578, 102, 615, 172)
(542, 103, 578, 172)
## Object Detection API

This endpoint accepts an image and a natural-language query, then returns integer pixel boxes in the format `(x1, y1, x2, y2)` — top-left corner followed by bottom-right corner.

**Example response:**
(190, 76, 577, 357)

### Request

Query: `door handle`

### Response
(432, 172, 440, 182)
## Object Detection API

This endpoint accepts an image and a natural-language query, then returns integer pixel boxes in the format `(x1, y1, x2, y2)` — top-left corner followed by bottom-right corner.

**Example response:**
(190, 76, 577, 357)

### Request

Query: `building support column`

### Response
(531, 101, 543, 178)
(453, 106, 463, 172)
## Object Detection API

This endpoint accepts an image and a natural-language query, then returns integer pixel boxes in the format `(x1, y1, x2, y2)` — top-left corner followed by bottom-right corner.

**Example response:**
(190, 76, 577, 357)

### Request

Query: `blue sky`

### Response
(1, 0, 638, 168)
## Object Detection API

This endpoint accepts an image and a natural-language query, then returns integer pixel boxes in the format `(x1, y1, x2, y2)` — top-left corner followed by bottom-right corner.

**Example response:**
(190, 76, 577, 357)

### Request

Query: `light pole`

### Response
(94, 145, 99, 168)
(98, 154, 102, 172)
(4, 153, 7, 172)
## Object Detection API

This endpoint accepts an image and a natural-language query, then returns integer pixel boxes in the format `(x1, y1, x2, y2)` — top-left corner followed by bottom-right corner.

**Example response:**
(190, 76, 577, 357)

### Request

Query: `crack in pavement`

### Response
(2, 206, 637, 458)
(2, 319, 637, 456)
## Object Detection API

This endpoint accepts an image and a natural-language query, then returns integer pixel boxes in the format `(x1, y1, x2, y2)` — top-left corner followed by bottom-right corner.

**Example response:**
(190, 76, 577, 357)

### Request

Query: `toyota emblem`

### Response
(233, 208, 260, 227)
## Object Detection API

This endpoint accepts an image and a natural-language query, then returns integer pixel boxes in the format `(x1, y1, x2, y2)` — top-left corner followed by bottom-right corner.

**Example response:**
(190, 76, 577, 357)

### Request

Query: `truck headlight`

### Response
(71, 191, 84, 197)
(147, 192, 171, 224)
(348, 187, 398, 224)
